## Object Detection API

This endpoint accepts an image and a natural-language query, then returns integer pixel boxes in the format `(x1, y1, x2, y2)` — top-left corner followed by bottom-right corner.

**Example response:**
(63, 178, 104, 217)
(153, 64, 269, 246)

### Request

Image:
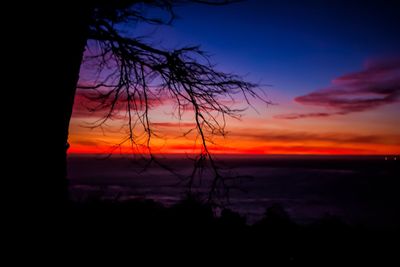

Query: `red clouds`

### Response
(230, 130, 400, 146)
(274, 112, 338, 120)
(277, 57, 400, 119)
(151, 122, 197, 128)
(72, 89, 164, 118)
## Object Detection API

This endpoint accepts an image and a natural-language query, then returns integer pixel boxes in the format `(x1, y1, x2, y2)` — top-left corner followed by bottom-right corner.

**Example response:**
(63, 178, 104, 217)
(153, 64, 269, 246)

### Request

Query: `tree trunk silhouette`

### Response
(40, 4, 92, 207)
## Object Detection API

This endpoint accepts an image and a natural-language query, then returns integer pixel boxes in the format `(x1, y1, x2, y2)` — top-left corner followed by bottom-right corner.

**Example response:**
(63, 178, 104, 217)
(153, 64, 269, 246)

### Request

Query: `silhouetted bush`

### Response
(28, 196, 399, 264)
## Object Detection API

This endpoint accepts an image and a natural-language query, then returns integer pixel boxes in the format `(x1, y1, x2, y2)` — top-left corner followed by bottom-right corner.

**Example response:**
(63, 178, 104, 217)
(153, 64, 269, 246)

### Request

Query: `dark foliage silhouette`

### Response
(58, 197, 398, 264)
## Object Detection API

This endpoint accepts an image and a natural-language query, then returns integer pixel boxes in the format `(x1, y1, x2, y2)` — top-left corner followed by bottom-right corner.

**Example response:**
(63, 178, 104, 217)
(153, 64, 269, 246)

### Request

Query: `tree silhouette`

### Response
(38, 0, 264, 206)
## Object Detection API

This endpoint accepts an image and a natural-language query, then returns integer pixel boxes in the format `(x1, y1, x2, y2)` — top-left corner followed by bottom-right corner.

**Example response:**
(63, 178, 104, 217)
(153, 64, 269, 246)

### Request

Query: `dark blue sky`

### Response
(135, 0, 400, 98)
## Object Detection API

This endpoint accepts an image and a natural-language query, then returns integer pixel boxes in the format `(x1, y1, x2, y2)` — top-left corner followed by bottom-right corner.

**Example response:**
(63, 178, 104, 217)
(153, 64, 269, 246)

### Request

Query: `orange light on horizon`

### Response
(68, 142, 400, 156)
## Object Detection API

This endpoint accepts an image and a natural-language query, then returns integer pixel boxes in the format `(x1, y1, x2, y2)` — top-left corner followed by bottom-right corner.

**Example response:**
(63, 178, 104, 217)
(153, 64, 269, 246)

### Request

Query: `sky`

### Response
(69, 0, 400, 155)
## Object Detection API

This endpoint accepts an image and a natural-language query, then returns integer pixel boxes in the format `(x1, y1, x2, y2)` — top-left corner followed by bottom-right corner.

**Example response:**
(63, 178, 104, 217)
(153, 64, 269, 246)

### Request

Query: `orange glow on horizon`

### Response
(69, 90, 400, 156)
(68, 142, 400, 155)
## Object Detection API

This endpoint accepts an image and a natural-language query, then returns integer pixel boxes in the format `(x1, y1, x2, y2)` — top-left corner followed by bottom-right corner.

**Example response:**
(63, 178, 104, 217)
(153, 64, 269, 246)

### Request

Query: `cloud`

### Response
(274, 112, 339, 119)
(149, 143, 375, 155)
(71, 140, 99, 146)
(151, 122, 197, 128)
(72, 89, 164, 118)
(258, 145, 374, 155)
(276, 57, 400, 119)
(230, 130, 400, 145)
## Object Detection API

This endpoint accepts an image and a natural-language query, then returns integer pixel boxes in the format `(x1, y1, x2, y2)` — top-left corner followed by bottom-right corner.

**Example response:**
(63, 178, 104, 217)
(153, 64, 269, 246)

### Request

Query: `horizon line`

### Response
(68, 152, 399, 157)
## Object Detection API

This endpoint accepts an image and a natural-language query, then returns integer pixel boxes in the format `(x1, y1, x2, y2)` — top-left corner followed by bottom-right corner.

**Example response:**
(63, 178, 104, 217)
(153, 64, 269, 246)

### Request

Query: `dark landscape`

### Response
(68, 155, 399, 228)
(32, 154, 393, 264)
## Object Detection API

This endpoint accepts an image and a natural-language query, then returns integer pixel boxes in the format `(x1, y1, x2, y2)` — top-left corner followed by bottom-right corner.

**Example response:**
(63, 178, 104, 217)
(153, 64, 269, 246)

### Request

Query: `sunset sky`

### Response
(69, 0, 400, 155)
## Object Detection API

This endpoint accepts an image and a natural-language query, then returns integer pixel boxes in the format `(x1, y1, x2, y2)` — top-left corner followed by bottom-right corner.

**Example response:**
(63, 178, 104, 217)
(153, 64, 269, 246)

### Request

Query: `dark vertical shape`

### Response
(33, 2, 92, 210)
(57, 4, 92, 206)
(58, 5, 91, 205)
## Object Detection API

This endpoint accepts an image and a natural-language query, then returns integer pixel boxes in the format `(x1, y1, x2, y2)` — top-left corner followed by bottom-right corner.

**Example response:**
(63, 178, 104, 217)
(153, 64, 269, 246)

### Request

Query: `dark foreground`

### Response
(68, 155, 400, 226)
(22, 196, 399, 265)
(18, 155, 399, 264)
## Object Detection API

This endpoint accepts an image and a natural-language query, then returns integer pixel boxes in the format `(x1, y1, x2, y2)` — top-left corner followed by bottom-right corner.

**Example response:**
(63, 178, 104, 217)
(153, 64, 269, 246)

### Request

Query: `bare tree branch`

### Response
(76, 0, 269, 204)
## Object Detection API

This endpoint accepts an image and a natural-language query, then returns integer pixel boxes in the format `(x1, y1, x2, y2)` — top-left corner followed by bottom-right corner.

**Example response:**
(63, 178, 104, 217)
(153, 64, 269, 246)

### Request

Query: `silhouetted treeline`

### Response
(25, 196, 399, 265)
